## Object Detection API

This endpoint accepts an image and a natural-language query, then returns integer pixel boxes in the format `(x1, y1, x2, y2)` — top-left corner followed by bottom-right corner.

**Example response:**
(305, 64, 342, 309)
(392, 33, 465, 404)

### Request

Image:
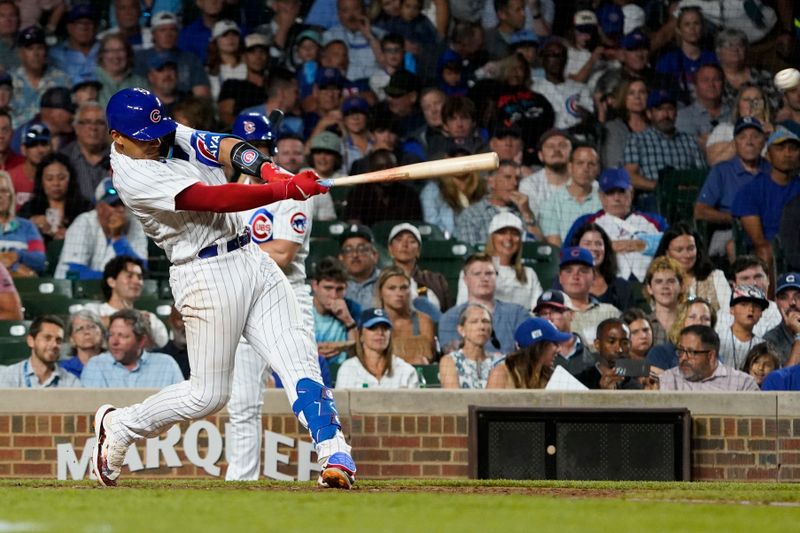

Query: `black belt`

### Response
(197, 228, 251, 259)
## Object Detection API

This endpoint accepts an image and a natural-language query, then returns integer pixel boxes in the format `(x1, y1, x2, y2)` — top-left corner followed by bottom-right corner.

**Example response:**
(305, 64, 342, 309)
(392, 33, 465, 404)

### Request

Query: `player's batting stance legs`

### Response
(92, 87, 355, 489)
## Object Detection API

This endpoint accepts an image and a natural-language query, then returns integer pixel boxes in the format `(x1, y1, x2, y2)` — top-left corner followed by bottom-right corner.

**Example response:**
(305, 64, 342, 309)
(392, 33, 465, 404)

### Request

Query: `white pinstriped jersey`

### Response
(109, 124, 243, 264)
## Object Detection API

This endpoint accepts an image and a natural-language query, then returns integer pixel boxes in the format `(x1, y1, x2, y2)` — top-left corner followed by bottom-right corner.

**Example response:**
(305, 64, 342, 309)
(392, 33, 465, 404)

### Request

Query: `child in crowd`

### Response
(718, 285, 768, 370)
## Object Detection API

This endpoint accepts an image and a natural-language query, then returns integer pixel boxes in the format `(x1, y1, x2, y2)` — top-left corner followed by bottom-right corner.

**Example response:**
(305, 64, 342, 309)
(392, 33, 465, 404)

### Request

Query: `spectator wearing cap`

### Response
(368, 33, 405, 101)
(455, 159, 542, 247)
(657, 324, 759, 392)
(716, 285, 768, 369)
(47, 3, 100, 85)
(577, 318, 643, 390)
(439, 302, 502, 389)
(706, 84, 774, 167)
(775, 68, 800, 126)
(95, 32, 147, 109)
(306, 130, 343, 222)
(178, 0, 223, 64)
(343, 148, 422, 226)
(239, 68, 303, 137)
(335, 307, 419, 389)
(457, 212, 543, 310)
(763, 272, 800, 366)
(290, 28, 323, 101)
(377, 69, 425, 141)
(733, 127, 800, 269)
(539, 144, 601, 246)
(10, 25, 71, 127)
(0, 72, 12, 113)
(618, 30, 653, 84)
(622, 89, 706, 212)
(322, 0, 385, 82)
(565, 168, 665, 282)
(133, 12, 211, 100)
(654, 7, 718, 100)
(534, 289, 594, 376)
(566, 10, 607, 86)
(483, 0, 526, 61)
(696, 116, 770, 258)
(216, 33, 272, 127)
(339, 95, 370, 171)
(303, 66, 345, 140)
(0, 169, 45, 276)
(676, 63, 731, 146)
(420, 146, 487, 238)
(9, 122, 51, 211)
(519, 129, 571, 223)
(338, 223, 381, 311)
(0, 110, 24, 172)
(71, 76, 102, 107)
(18, 152, 92, 244)
(439, 252, 531, 355)
(387, 222, 452, 315)
(715, 29, 781, 118)
(11, 87, 75, 155)
(557, 246, 620, 344)
(206, 20, 245, 102)
(0, 0, 20, 72)
(59, 101, 111, 203)
(146, 52, 185, 115)
(600, 77, 649, 169)
(486, 316, 568, 389)
(55, 177, 147, 280)
(534, 38, 594, 132)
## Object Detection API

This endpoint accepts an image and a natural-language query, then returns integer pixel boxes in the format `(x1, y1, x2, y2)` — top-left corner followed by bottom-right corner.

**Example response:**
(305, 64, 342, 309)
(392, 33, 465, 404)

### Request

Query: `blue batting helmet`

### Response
(106, 88, 177, 141)
(232, 112, 275, 144)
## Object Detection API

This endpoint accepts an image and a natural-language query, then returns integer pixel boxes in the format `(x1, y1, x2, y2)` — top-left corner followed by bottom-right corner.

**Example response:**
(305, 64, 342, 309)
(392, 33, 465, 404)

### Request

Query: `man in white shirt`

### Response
(519, 128, 572, 221)
(534, 38, 594, 130)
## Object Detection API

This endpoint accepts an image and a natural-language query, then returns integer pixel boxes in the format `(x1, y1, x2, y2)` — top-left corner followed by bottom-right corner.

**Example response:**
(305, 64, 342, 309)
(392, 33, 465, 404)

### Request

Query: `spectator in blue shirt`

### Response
(761, 365, 800, 391)
(732, 127, 800, 269)
(81, 309, 183, 388)
(178, 0, 223, 64)
(695, 117, 770, 258)
(47, 4, 100, 85)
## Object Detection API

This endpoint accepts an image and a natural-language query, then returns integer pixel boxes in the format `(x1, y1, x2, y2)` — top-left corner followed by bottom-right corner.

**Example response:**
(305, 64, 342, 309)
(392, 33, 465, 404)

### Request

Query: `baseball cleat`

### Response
(318, 452, 357, 490)
(91, 404, 124, 487)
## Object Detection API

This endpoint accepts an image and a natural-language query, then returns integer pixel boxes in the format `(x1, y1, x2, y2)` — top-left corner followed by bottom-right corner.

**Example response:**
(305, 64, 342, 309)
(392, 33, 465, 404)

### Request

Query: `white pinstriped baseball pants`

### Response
(108, 243, 350, 461)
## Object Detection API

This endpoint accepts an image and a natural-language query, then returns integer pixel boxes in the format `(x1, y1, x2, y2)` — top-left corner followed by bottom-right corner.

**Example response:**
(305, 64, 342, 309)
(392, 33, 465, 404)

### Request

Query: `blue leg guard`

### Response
(292, 378, 341, 445)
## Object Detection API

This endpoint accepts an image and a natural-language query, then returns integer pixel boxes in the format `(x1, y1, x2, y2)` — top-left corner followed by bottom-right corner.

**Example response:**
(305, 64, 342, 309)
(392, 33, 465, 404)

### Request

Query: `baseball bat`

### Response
(318, 152, 500, 188)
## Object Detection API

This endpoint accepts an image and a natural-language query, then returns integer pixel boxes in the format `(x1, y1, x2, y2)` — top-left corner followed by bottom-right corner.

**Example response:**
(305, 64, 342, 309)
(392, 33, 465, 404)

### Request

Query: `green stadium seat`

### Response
(14, 278, 73, 298)
(329, 186, 349, 219)
(0, 338, 31, 365)
(328, 359, 341, 388)
(418, 239, 474, 301)
(413, 364, 441, 388)
(44, 239, 64, 276)
(72, 279, 103, 299)
(136, 298, 174, 320)
(148, 239, 170, 280)
(311, 220, 347, 240)
(521, 242, 560, 290)
(141, 279, 159, 298)
(158, 279, 173, 299)
(371, 220, 447, 246)
(306, 238, 342, 277)
(657, 168, 708, 225)
(0, 320, 31, 338)
(22, 296, 95, 320)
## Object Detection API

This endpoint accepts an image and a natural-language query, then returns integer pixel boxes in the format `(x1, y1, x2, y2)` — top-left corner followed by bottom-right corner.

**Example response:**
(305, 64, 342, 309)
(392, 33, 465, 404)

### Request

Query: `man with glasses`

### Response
(438, 252, 530, 354)
(763, 273, 800, 366)
(338, 224, 381, 310)
(60, 101, 110, 202)
(657, 324, 758, 391)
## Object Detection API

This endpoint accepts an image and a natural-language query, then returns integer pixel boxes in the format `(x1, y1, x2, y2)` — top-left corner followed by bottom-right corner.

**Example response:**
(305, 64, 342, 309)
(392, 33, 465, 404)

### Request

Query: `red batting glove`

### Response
(285, 169, 329, 200)
(260, 162, 294, 183)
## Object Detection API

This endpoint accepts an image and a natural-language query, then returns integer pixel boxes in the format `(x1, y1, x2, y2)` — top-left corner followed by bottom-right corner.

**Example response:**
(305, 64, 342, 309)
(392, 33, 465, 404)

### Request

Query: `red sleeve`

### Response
(175, 181, 291, 212)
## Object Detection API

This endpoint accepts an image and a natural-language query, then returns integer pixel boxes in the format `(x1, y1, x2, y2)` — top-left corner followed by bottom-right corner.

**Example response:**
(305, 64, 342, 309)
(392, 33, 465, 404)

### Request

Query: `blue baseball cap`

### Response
(767, 126, 800, 147)
(597, 4, 624, 37)
(358, 308, 392, 329)
(22, 122, 51, 146)
(598, 167, 632, 193)
(621, 30, 649, 50)
(776, 272, 800, 295)
(147, 51, 178, 70)
(316, 67, 345, 89)
(514, 318, 572, 349)
(734, 116, 765, 136)
(342, 96, 368, 115)
(647, 89, 677, 109)
(560, 247, 594, 269)
(95, 177, 121, 205)
(509, 30, 539, 48)
(67, 3, 95, 23)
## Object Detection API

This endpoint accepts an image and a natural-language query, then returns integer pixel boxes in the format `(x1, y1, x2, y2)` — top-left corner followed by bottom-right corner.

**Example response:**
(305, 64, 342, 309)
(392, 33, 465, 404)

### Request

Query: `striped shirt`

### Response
(80, 351, 184, 388)
(658, 362, 759, 391)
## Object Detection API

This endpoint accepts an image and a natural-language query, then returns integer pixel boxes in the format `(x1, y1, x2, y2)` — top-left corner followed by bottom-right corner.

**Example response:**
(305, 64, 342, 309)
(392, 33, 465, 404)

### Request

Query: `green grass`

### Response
(1, 479, 799, 532)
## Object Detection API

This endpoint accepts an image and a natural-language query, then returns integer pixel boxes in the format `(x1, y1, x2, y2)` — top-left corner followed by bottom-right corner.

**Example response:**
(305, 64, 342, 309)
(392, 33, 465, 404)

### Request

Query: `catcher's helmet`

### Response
(106, 87, 177, 141)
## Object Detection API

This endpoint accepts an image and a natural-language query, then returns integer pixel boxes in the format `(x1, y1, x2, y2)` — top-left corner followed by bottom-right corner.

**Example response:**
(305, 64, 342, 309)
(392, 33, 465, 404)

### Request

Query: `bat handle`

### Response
(318, 178, 334, 188)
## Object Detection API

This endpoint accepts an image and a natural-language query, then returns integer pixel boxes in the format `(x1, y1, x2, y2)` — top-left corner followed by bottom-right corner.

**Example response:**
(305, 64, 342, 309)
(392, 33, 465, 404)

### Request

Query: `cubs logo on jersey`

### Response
(249, 208, 274, 243)
(290, 212, 308, 235)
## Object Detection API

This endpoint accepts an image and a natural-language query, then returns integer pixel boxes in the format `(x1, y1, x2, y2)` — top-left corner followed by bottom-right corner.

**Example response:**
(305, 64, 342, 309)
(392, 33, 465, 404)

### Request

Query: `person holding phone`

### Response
(575, 317, 643, 390)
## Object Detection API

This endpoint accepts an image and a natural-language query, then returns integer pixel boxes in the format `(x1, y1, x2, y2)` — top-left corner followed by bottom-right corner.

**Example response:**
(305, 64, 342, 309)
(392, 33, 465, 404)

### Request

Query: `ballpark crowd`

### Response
(1, 0, 800, 392)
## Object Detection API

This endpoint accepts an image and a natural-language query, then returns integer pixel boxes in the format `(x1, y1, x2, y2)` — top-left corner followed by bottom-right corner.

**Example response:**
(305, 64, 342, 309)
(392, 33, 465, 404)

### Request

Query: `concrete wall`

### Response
(1, 390, 799, 481)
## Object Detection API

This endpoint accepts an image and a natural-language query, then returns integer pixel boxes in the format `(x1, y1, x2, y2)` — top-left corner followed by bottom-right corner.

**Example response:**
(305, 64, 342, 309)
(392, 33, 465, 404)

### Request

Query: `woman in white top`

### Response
(206, 20, 247, 101)
(335, 308, 419, 389)
(457, 212, 542, 309)
(654, 222, 731, 315)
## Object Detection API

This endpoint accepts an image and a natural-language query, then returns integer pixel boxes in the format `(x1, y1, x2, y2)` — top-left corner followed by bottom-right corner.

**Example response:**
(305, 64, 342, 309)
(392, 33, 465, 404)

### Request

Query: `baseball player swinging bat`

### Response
(317, 152, 499, 187)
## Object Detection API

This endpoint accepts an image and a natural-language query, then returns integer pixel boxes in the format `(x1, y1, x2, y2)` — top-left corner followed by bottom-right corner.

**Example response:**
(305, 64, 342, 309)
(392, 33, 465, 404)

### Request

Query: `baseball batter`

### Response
(225, 112, 316, 481)
(91, 88, 356, 489)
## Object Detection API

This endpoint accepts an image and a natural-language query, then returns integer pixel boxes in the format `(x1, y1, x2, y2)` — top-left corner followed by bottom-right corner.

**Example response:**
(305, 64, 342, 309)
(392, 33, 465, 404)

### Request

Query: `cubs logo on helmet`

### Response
(290, 212, 308, 234)
(243, 121, 255, 134)
(150, 109, 161, 123)
(249, 209, 274, 242)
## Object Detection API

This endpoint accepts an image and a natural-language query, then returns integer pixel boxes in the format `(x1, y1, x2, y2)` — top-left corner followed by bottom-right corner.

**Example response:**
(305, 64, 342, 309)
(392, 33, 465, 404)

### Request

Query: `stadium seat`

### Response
(417, 239, 474, 300)
(158, 280, 173, 299)
(0, 338, 30, 365)
(306, 238, 342, 277)
(521, 242, 560, 290)
(22, 296, 95, 320)
(14, 278, 73, 298)
(329, 187, 349, 219)
(148, 239, 170, 280)
(136, 298, 174, 322)
(72, 280, 103, 299)
(371, 220, 447, 245)
(311, 220, 347, 240)
(657, 168, 708, 225)
(328, 359, 341, 388)
(0, 320, 31, 338)
(44, 239, 64, 276)
(413, 364, 441, 388)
